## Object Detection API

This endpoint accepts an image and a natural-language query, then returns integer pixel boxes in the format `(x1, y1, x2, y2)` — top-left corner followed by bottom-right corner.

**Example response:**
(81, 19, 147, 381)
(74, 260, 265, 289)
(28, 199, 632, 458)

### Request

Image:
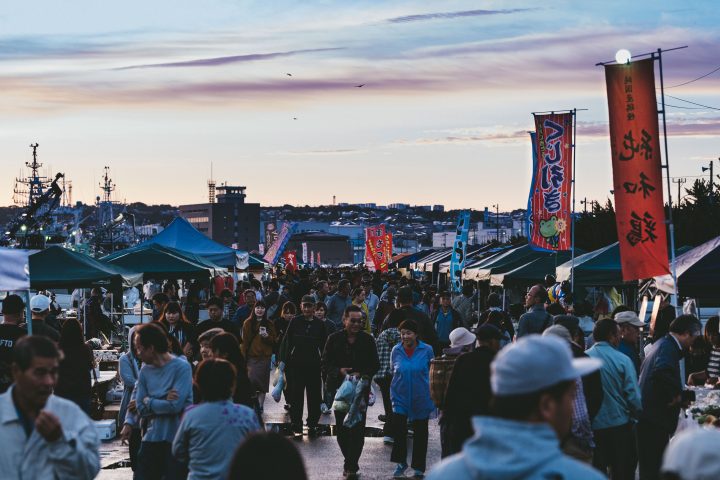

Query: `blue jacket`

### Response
(639, 334, 683, 433)
(586, 341, 642, 430)
(390, 341, 435, 421)
(427, 416, 605, 480)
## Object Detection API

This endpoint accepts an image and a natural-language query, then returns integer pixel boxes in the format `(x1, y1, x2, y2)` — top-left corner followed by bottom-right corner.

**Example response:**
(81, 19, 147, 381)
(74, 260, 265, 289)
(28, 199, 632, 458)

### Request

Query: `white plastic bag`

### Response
(332, 375, 357, 413)
(368, 383, 376, 407)
(674, 409, 699, 436)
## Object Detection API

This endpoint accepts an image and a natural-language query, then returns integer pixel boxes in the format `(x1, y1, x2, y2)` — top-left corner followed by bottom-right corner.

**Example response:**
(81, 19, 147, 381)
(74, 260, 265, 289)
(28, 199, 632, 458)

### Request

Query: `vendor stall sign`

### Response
(449, 211, 471, 293)
(263, 222, 293, 266)
(365, 225, 392, 272)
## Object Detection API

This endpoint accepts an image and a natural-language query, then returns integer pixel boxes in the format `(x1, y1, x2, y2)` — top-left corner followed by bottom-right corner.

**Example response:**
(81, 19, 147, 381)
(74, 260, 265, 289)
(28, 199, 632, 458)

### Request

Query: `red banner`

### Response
(283, 250, 297, 272)
(528, 113, 573, 251)
(365, 226, 392, 272)
(605, 58, 669, 281)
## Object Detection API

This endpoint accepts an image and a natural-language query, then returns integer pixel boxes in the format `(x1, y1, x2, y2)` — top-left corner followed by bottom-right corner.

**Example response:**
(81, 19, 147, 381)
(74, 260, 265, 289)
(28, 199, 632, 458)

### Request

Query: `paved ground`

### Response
(97, 386, 442, 479)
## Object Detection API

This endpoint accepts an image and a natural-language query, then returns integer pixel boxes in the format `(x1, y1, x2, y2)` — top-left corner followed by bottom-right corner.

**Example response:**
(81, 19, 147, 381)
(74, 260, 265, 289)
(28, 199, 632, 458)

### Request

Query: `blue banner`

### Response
(526, 132, 538, 243)
(449, 211, 471, 293)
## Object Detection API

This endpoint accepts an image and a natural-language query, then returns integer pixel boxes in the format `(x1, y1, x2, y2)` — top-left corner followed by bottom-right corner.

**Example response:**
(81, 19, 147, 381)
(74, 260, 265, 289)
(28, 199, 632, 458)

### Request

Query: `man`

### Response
(375, 286, 396, 335)
(432, 291, 462, 350)
(231, 289, 257, 327)
(382, 286, 439, 354)
(427, 335, 604, 480)
(263, 280, 290, 320)
(586, 318, 642, 479)
(517, 284, 553, 338)
(440, 324, 503, 457)
(451, 284, 475, 328)
(279, 295, 328, 437)
(313, 280, 330, 304)
(322, 305, 380, 479)
(479, 293, 515, 339)
(194, 297, 241, 340)
(0, 294, 27, 393)
(0, 335, 100, 478)
(362, 281, 380, 331)
(614, 310, 644, 375)
(83, 287, 112, 339)
(26, 295, 60, 342)
(220, 289, 239, 322)
(151, 292, 169, 322)
(326, 279, 352, 329)
(638, 314, 702, 480)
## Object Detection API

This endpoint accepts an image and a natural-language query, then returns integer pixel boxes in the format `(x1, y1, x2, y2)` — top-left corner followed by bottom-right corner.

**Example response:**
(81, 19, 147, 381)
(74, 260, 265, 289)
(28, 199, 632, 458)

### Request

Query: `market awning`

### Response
(30, 246, 143, 289)
(437, 244, 498, 273)
(410, 249, 450, 271)
(102, 244, 222, 281)
(463, 245, 542, 282)
(556, 242, 625, 287)
(653, 236, 720, 297)
(490, 250, 581, 287)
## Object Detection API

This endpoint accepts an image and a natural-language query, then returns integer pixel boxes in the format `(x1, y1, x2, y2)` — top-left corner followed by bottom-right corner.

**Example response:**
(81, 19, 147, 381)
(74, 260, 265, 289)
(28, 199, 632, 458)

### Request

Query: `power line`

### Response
(665, 94, 720, 112)
(665, 64, 720, 89)
(660, 102, 705, 110)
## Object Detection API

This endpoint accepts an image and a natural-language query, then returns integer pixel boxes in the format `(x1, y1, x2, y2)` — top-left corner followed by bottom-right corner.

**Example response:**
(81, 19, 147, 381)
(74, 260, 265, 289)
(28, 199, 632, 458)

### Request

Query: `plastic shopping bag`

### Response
(674, 409, 699, 436)
(332, 375, 358, 413)
(344, 378, 371, 428)
(368, 383, 376, 407)
(271, 373, 285, 403)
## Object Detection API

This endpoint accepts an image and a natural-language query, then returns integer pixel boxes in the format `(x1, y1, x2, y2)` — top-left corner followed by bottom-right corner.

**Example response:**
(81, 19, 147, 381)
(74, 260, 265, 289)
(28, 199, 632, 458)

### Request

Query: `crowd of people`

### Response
(1, 265, 720, 479)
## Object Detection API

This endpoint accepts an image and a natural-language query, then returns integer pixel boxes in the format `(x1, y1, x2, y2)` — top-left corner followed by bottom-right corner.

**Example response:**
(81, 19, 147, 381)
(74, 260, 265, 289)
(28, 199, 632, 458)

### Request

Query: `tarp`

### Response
(248, 254, 267, 268)
(30, 246, 142, 289)
(556, 242, 624, 287)
(491, 250, 581, 287)
(0, 248, 31, 291)
(391, 249, 436, 269)
(420, 245, 485, 273)
(463, 245, 542, 282)
(139, 217, 249, 269)
(654, 236, 720, 297)
(103, 244, 222, 281)
(410, 249, 451, 272)
(438, 245, 498, 273)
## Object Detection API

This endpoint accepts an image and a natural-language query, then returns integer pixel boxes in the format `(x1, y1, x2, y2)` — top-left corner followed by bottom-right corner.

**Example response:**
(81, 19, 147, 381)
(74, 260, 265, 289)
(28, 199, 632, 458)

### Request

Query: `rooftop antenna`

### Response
(208, 162, 216, 204)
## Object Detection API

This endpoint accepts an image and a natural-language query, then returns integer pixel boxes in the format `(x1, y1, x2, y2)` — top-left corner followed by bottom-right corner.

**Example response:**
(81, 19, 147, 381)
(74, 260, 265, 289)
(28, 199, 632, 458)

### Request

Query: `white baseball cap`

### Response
(491, 335, 601, 396)
(614, 310, 645, 328)
(29, 294, 51, 313)
(662, 428, 720, 479)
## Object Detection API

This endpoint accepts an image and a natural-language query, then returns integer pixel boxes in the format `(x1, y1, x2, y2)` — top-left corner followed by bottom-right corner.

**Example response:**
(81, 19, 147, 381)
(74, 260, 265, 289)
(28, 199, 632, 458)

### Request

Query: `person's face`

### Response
(200, 341, 212, 360)
(400, 328, 418, 347)
(525, 287, 542, 308)
(315, 307, 326, 320)
(320, 283, 329, 295)
(363, 284, 372, 296)
(134, 335, 155, 363)
(341, 283, 351, 295)
(223, 296, 231, 304)
(542, 382, 577, 440)
(355, 291, 366, 303)
(153, 300, 165, 312)
(344, 311, 363, 335)
(678, 330, 701, 351)
(245, 293, 256, 306)
(283, 311, 295, 321)
(254, 305, 266, 318)
(608, 325, 620, 347)
(165, 310, 180, 325)
(711, 332, 720, 348)
(208, 305, 222, 321)
(440, 296, 451, 308)
(302, 303, 315, 318)
(621, 324, 640, 344)
(12, 356, 58, 410)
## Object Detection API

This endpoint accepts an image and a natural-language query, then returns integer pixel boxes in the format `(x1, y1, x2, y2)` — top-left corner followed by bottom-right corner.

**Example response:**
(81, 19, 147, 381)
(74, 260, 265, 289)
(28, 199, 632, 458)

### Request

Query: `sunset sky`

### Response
(1, 1, 718, 211)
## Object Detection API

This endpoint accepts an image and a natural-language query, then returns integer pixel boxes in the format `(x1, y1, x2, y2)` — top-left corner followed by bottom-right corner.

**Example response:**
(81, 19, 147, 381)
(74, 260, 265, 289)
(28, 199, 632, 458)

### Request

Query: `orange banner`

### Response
(605, 58, 669, 281)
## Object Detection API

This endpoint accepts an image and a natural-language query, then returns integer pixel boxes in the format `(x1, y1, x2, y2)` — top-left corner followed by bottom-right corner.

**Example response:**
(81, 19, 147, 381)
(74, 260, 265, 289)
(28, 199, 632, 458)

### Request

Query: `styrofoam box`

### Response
(94, 420, 117, 441)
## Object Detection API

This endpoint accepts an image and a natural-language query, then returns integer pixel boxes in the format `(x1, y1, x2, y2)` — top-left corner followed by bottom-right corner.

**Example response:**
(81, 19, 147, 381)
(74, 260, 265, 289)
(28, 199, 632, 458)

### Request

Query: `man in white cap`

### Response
(27, 294, 60, 342)
(614, 310, 644, 375)
(427, 335, 604, 480)
(661, 428, 720, 480)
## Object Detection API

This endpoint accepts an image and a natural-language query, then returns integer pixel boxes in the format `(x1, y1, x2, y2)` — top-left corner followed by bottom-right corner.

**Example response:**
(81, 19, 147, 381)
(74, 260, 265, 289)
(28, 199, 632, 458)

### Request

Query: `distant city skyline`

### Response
(1, 1, 718, 210)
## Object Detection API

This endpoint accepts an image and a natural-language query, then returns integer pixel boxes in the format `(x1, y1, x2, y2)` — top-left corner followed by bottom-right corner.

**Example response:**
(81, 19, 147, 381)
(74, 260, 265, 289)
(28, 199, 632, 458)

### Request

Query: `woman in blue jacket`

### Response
(390, 319, 436, 478)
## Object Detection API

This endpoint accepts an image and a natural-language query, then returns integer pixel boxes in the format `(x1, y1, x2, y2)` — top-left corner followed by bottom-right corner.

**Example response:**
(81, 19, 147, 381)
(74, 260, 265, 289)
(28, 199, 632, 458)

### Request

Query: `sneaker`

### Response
(378, 414, 387, 422)
(412, 469, 425, 479)
(291, 424, 303, 438)
(343, 471, 359, 479)
(393, 463, 408, 478)
(408, 429, 414, 437)
(383, 436, 394, 445)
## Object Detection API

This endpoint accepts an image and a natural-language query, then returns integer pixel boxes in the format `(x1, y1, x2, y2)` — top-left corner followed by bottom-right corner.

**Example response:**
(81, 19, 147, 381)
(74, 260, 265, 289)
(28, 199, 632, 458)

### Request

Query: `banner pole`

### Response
(570, 108, 577, 292)
(655, 49, 679, 312)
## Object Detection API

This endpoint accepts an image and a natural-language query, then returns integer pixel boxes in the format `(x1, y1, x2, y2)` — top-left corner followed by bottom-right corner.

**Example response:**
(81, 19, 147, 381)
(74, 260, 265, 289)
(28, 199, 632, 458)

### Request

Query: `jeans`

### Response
(391, 414, 429, 472)
(637, 420, 670, 480)
(375, 377, 394, 436)
(289, 365, 322, 428)
(136, 441, 186, 480)
(334, 409, 367, 473)
(592, 422, 637, 480)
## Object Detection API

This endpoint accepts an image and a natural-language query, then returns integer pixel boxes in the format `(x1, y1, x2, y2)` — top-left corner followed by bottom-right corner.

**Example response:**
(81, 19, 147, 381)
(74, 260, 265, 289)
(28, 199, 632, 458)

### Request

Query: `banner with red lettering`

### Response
(365, 225, 392, 272)
(283, 250, 297, 272)
(527, 113, 573, 251)
(605, 58, 669, 281)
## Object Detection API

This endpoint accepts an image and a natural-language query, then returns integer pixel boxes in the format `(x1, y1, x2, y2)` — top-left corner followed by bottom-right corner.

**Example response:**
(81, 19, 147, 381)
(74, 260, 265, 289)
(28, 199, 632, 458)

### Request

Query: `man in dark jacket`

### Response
(322, 305, 379, 479)
(279, 295, 328, 436)
(382, 287, 439, 354)
(440, 324, 502, 457)
(638, 314, 701, 480)
(431, 292, 462, 350)
(517, 284, 552, 337)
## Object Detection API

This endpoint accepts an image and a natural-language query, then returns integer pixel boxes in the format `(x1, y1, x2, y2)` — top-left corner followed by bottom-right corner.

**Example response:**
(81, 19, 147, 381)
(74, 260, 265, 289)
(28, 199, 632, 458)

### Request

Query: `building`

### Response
(432, 205, 445, 212)
(388, 203, 410, 210)
(285, 231, 353, 265)
(179, 185, 260, 251)
(432, 219, 524, 247)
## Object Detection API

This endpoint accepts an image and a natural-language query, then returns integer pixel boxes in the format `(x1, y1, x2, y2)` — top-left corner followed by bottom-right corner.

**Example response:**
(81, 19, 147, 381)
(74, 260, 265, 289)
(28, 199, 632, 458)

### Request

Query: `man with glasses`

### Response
(517, 284, 553, 338)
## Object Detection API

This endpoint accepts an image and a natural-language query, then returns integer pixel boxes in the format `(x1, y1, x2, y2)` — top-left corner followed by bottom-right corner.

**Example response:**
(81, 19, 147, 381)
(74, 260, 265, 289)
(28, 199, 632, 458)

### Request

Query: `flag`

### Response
(449, 211, 471, 293)
(283, 250, 297, 272)
(301, 242, 308, 264)
(527, 113, 573, 251)
(263, 222, 293, 265)
(0, 248, 31, 291)
(310, 250, 315, 266)
(605, 58, 669, 281)
(365, 226, 391, 272)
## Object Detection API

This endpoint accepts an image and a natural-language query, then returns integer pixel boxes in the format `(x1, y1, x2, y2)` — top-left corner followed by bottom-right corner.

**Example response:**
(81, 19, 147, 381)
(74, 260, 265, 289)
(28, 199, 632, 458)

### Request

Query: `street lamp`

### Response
(492, 204, 500, 244)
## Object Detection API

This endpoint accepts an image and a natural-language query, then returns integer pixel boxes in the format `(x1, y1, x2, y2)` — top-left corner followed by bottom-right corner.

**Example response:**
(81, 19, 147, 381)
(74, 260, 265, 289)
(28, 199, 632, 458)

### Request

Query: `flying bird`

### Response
(355, 84, 365, 87)
(286, 73, 292, 76)
(293, 117, 297, 120)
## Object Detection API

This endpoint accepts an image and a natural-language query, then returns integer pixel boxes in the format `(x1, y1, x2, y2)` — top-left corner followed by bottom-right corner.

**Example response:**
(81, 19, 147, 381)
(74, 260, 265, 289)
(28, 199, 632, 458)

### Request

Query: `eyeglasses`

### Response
(348, 319, 363, 324)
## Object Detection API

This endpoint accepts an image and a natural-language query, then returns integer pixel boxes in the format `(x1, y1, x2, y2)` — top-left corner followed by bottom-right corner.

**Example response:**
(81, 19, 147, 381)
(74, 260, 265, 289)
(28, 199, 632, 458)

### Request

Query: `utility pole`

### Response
(580, 197, 589, 214)
(492, 203, 500, 244)
(702, 160, 714, 203)
(672, 178, 686, 206)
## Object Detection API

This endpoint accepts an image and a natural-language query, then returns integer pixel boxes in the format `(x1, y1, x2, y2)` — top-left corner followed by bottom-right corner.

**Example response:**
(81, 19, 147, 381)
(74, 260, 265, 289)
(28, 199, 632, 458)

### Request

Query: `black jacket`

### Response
(382, 306, 439, 354)
(321, 330, 380, 390)
(279, 315, 328, 368)
(639, 334, 684, 433)
(571, 342, 604, 421)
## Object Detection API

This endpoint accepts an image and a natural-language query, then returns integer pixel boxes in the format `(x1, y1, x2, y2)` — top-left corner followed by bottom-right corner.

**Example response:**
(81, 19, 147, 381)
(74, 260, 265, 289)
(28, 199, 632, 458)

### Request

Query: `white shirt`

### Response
(0, 388, 100, 480)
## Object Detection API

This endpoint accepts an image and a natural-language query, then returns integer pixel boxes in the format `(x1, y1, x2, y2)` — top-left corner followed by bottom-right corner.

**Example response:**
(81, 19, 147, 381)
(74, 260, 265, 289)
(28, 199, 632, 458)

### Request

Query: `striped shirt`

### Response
(708, 347, 720, 378)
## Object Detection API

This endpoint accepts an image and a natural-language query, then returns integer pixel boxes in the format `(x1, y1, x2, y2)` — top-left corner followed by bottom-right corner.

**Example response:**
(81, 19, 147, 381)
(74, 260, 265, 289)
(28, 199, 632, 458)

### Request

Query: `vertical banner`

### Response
(283, 250, 297, 272)
(310, 250, 315, 266)
(301, 242, 308, 264)
(449, 211, 471, 293)
(263, 222, 293, 265)
(527, 112, 573, 251)
(317, 252, 321, 266)
(365, 225, 391, 272)
(258, 243, 265, 255)
(264, 222, 278, 252)
(605, 58, 669, 280)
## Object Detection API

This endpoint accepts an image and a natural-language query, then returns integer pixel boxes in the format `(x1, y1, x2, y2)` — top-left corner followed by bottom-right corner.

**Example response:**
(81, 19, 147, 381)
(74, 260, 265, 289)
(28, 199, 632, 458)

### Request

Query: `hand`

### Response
(260, 331, 269, 338)
(166, 389, 179, 401)
(120, 424, 132, 445)
(128, 399, 137, 413)
(36, 411, 63, 443)
(182, 343, 194, 359)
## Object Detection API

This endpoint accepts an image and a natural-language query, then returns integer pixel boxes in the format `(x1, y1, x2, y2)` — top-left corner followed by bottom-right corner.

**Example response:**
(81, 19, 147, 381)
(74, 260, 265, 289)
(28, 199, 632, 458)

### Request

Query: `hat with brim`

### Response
(614, 310, 645, 328)
(449, 327, 476, 348)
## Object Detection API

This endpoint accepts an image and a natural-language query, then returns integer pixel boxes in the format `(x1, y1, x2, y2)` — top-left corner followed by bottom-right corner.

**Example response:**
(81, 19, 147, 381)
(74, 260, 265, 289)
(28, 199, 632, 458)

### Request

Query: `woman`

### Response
(390, 319, 435, 479)
(688, 316, 720, 386)
(228, 432, 308, 480)
(55, 318, 95, 413)
(242, 300, 277, 410)
(159, 301, 197, 360)
(315, 302, 336, 335)
(119, 327, 142, 471)
(351, 287, 371, 334)
(209, 332, 255, 410)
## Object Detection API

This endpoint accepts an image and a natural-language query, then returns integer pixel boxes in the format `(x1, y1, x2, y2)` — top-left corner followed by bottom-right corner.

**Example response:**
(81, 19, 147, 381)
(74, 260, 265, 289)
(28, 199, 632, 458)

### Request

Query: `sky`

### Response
(1, 0, 718, 211)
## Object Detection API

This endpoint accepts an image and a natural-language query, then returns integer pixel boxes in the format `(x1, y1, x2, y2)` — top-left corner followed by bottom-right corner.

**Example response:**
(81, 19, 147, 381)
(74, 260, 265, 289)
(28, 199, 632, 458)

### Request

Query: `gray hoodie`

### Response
(427, 416, 605, 480)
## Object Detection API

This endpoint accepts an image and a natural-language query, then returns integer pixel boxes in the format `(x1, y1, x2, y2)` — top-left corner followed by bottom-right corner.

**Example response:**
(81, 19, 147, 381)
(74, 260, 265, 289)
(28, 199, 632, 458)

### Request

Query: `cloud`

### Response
(386, 8, 530, 24)
(277, 148, 364, 156)
(114, 47, 344, 70)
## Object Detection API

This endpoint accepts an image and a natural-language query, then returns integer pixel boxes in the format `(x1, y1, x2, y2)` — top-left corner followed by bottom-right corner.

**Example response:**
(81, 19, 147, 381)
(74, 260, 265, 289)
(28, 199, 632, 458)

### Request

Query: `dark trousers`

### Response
(391, 414, 429, 472)
(637, 420, 670, 480)
(439, 416, 473, 458)
(289, 366, 321, 428)
(129, 428, 142, 471)
(375, 377, 394, 436)
(334, 409, 367, 473)
(136, 441, 185, 480)
(592, 422, 637, 480)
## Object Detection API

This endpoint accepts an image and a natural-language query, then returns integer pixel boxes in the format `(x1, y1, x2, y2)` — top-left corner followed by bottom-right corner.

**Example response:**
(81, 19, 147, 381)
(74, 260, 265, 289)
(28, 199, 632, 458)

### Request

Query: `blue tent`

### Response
(139, 217, 249, 269)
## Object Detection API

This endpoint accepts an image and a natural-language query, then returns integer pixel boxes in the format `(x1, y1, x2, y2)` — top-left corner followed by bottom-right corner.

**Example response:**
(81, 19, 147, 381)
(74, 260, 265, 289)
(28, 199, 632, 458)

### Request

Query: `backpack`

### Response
(429, 354, 459, 409)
